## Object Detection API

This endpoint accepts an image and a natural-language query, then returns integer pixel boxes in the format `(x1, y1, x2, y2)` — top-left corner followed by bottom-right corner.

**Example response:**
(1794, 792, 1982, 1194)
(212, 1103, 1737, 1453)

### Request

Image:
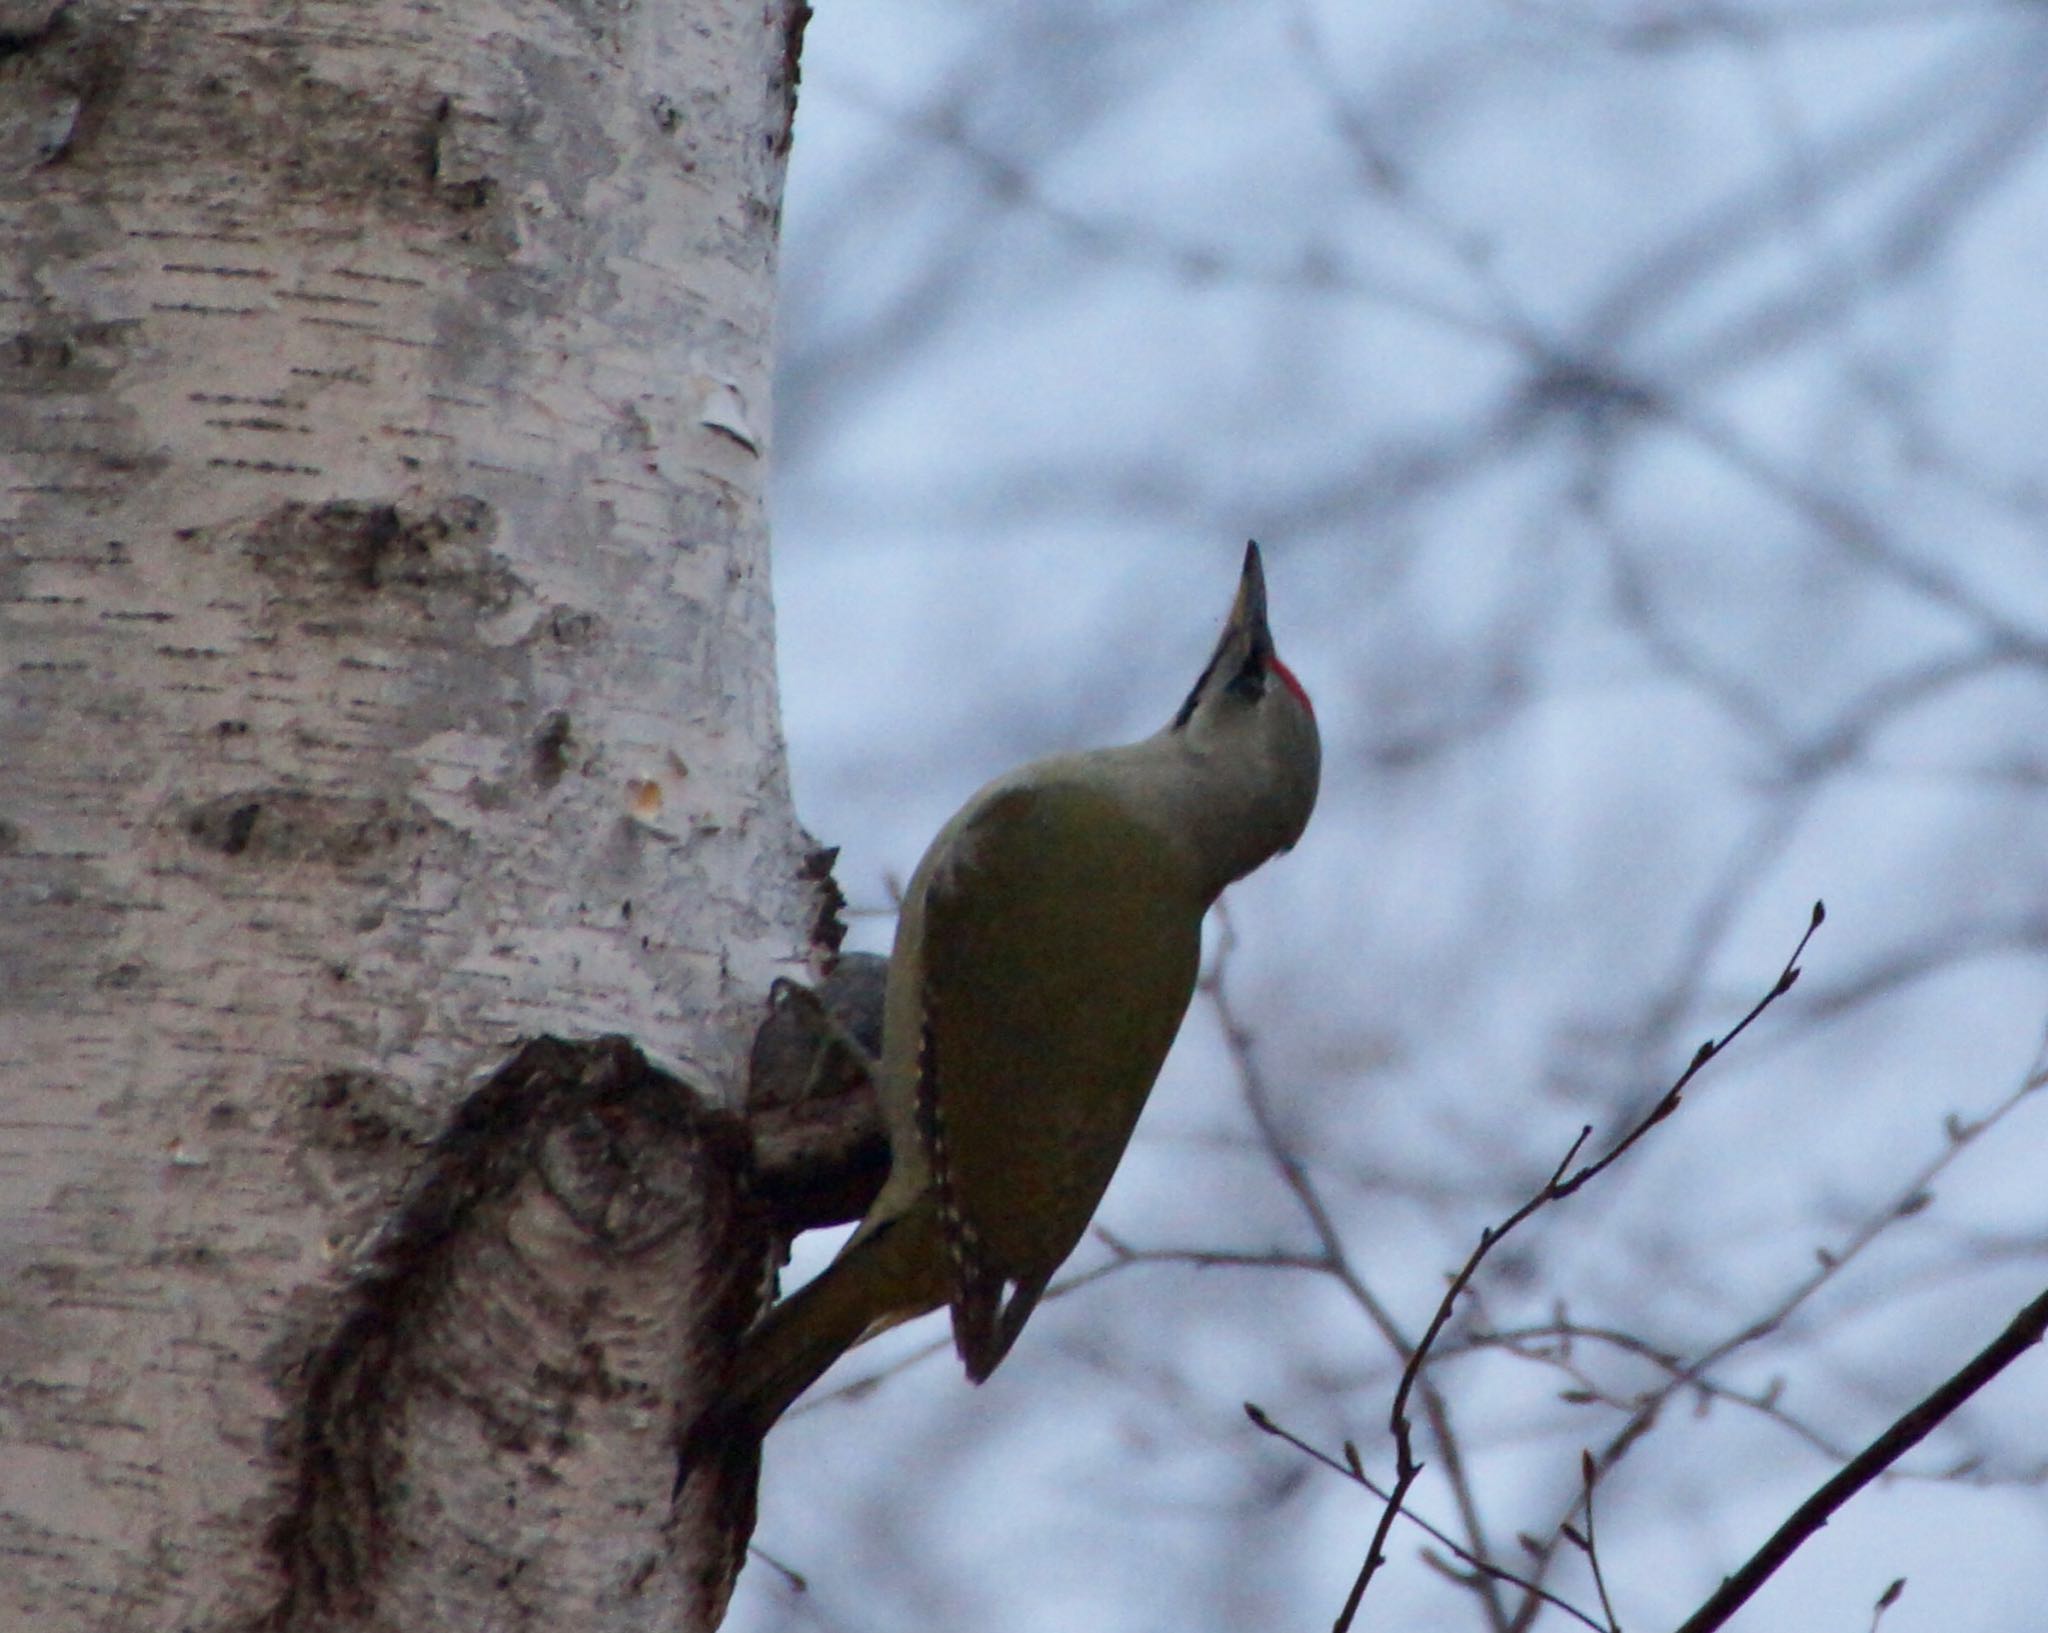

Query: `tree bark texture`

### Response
(0, 1, 818, 1627)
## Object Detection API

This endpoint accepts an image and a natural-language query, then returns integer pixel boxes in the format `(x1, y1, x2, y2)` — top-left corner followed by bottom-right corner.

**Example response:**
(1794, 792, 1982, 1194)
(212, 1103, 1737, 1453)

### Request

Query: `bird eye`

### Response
(1226, 655, 1267, 703)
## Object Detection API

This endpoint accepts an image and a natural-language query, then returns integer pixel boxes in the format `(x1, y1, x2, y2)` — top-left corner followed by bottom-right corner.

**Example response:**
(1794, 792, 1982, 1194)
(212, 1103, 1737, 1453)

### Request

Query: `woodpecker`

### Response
(693, 541, 1319, 1467)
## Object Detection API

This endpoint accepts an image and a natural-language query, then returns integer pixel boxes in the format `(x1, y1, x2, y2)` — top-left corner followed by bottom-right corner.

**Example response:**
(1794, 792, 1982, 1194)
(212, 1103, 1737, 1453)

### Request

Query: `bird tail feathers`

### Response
(677, 1202, 948, 1494)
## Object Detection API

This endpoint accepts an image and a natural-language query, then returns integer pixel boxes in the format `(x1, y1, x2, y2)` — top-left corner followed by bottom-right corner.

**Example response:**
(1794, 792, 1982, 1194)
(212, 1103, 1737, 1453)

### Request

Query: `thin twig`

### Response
(1507, 1023, 2048, 1624)
(1243, 1404, 1607, 1633)
(1464, 1315, 1852, 1465)
(1208, 906, 1515, 1632)
(1553, 902, 1825, 1200)
(1573, 1450, 1622, 1633)
(1328, 902, 1823, 1632)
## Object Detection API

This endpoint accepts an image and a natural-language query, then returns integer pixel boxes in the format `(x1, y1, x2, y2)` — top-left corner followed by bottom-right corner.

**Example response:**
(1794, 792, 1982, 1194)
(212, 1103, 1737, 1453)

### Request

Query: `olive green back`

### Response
(916, 780, 1203, 1282)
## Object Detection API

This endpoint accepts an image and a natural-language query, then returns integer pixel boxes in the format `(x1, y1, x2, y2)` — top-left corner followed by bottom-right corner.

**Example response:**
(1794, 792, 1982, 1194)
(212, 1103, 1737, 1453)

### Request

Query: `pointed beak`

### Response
(1226, 540, 1272, 655)
(1169, 541, 1287, 731)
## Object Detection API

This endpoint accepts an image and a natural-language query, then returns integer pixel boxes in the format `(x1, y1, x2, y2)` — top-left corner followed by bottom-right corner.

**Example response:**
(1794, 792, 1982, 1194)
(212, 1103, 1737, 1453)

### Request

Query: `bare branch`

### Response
(1670, 1284, 2048, 1633)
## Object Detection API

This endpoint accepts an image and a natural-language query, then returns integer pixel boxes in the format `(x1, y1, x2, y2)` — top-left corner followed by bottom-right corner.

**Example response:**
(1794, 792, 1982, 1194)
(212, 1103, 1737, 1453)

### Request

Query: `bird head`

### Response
(1167, 541, 1321, 867)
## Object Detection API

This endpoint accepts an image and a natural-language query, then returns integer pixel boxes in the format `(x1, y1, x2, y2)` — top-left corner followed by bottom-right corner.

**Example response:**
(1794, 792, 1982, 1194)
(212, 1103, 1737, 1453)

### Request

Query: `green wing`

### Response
(914, 780, 1203, 1376)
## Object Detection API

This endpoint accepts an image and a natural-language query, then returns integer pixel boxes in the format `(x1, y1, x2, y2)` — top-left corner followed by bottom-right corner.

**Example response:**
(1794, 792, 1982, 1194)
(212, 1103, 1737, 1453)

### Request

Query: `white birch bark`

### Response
(0, 1, 816, 1626)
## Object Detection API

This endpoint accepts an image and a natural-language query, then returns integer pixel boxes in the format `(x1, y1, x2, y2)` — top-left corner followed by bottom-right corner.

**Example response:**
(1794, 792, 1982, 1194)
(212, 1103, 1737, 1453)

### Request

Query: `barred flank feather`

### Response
(918, 1010, 1052, 1382)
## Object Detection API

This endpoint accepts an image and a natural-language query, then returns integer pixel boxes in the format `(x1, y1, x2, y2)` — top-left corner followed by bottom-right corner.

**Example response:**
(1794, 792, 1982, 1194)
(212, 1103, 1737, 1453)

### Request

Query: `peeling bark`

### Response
(267, 1038, 770, 1633)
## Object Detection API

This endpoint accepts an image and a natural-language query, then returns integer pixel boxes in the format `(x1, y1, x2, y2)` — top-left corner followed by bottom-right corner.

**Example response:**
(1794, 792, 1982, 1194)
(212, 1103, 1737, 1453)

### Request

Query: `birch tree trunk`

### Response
(0, 1, 818, 1627)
